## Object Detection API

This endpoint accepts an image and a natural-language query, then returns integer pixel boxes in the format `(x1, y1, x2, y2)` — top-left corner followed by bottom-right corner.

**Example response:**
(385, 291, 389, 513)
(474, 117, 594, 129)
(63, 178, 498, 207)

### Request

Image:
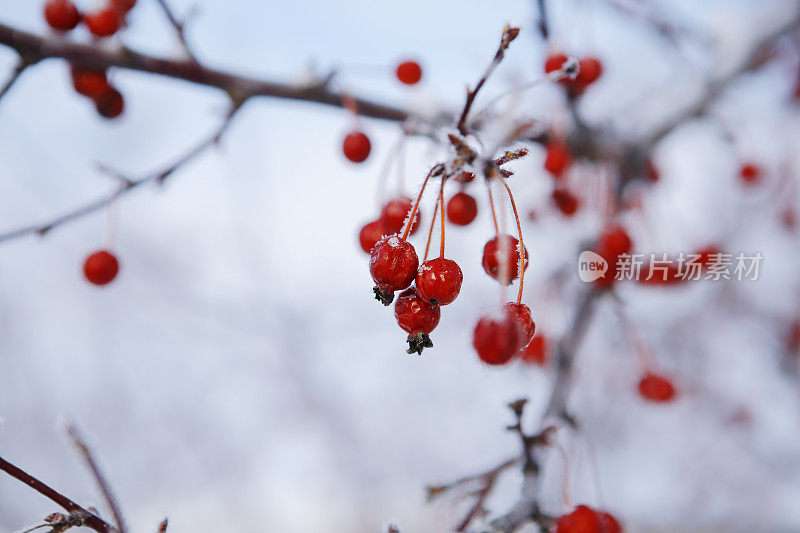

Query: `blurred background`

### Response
(1, 0, 800, 531)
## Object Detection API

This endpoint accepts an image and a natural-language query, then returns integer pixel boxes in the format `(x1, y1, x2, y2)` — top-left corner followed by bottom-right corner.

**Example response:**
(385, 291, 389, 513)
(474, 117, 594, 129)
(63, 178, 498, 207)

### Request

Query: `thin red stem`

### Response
(423, 193, 440, 262)
(486, 180, 500, 235)
(500, 179, 526, 304)
(401, 166, 438, 240)
(439, 176, 446, 258)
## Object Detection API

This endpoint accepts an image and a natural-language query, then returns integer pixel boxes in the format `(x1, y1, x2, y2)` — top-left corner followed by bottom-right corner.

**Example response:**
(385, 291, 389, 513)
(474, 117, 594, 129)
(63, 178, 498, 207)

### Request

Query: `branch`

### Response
(535, 0, 549, 40)
(0, 57, 32, 101)
(0, 456, 116, 533)
(153, 0, 198, 62)
(456, 25, 520, 135)
(0, 21, 410, 122)
(0, 100, 244, 243)
(645, 13, 800, 146)
(67, 425, 126, 533)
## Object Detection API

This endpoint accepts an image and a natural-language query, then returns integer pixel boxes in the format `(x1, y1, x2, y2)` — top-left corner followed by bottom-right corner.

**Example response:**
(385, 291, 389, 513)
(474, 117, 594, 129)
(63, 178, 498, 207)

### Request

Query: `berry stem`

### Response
(401, 165, 439, 240)
(340, 88, 359, 119)
(614, 301, 655, 371)
(439, 175, 446, 258)
(423, 191, 440, 262)
(556, 441, 572, 509)
(500, 178, 526, 304)
(486, 179, 500, 235)
(376, 134, 406, 206)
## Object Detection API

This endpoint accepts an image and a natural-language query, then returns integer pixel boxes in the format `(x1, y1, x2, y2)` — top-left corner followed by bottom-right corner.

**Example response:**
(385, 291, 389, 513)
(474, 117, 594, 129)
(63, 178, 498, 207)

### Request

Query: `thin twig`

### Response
(0, 57, 32, 103)
(645, 13, 800, 146)
(456, 25, 520, 135)
(67, 425, 126, 533)
(535, 0, 549, 40)
(0, 101, 244, 243)
(0, 456, 115, 533)
(153, 0, 198, 62)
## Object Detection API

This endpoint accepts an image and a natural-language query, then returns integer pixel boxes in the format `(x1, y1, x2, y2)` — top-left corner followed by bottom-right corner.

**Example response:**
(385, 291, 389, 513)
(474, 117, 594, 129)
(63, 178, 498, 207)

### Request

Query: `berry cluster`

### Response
(44, 0, 135, 118)
(545, 53, 603, 96)
(539, 54, 605, 217)
(361, 142, 537, 362)
(45, 0, 134, 36)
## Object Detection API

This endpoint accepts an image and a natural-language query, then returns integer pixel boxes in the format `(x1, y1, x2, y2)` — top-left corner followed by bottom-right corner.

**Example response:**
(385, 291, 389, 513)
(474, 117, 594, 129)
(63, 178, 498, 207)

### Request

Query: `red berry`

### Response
(544, 53, 568, 74)
(395, 287, 440, 354)
(416, 257, 463, 306)
(358, 219, 386, 254)
(597, 225, 632, 259)
(638, 372, 676, 403)
(544, 142, 572, 177)
(446, 192, 478, 226)
(369, 235, 419, 305)
(645, 158, 660, 183)
(83, 250, 120, 285)
(44, 0, 81, 31)
(551, 187, 580, 216)
(71, 66, 110, 99)
(594, 225, 632, 288)
(597, 511, 622, 533)
(505, 302, 535, 349)
(556, 505, 602, 533)
(521, 335, 548, 365)
(110, 0, 137, 14)
(739, 163, 761, 185)
(473, 307, 519, 365)
(395, 60, 422, 85)
(481, 234, 529, 285)
(780, 207, 797, 230)
(342, 131, 371, 163)
(84, 7, 123, 37)
(454, 171, 475, 183)
(94, 86, 124, 119)
(576, 57, 603, 86)
(381, 196, 420, 235)
(788, 319, 800, 354)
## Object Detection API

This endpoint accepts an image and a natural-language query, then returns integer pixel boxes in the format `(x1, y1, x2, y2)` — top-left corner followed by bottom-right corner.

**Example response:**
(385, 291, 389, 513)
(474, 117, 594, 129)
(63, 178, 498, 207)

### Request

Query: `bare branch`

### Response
(535, 0, 549, 40)
(0, 101, 244, 243)
(0, 57, 33, 103)
(153, 0, 198, 62)
(66, 425, 126, 533)
(456, 25, 520, 135)
(645, 13, 800, 146)
(0, 456, 116, 533)
(0, 22, 410, 123)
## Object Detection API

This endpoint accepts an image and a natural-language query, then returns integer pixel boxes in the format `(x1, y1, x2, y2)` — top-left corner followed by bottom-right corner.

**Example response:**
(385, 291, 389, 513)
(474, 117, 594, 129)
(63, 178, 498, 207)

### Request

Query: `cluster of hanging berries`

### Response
(342, 60, 422, 164)
(44, 0, 134, 118)
(556, 504, 622, 533)
(367, 165, 462, 354)
(544, 53, 603, 97)
(362, 139, 538, 363)
(539, 53, 604, 216)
